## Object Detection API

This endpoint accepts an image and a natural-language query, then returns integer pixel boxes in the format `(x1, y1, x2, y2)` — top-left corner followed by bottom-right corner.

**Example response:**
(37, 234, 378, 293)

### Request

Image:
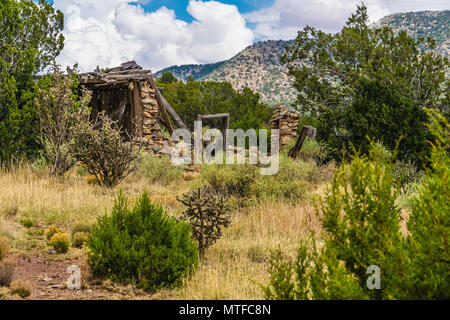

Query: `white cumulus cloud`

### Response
(54, 0, 254, 72)
(245, 0, 391, 40)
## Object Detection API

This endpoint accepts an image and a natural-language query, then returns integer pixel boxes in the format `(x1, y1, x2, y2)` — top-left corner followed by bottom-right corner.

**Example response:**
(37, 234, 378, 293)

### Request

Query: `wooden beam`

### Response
(99, 69, 152, 76)
(288, 126, 311, 159)
(222, 116, 230, 150)
(103, 74, 153, 81)
(129, 82, 143, 138)
(128, 82, 135, 134)
(198, 113, 230, 120)
(158, 97, 174, 135)
(83, 81, 130, 88)
(148, 77, 191, 135)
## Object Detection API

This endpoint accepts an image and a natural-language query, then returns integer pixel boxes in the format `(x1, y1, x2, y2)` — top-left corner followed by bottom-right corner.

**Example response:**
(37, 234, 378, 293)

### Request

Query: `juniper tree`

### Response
(282, 4, 449, 163)
(35, 62, 91, 176)
(0, 0, 64, 162)
(263, 109, 450, 300)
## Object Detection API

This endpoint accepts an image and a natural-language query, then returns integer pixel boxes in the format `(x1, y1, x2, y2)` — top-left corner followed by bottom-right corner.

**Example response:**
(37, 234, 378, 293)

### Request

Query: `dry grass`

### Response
(0, 258, 15, 287)
(0, 163, 191, 256)
(0, 161, 326, 300)
(0, 164, 189, 228)
(155, 201, 322, 300)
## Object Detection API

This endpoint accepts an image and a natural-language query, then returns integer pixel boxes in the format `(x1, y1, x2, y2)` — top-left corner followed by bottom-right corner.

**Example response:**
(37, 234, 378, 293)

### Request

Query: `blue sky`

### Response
(49, 0, 449, 72)
(133, 0, 274, 22)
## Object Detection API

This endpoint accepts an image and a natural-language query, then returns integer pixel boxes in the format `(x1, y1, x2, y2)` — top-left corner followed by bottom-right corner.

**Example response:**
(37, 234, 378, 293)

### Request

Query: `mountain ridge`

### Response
(156, 10, 450, 106)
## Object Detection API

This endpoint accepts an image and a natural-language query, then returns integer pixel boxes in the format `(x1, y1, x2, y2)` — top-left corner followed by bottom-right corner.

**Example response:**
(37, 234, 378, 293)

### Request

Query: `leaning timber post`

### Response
(288, 126, 312, 159)
(128, 82, 135, 131)
(222, 115, 230, 151)
(148, 76, 191, 138)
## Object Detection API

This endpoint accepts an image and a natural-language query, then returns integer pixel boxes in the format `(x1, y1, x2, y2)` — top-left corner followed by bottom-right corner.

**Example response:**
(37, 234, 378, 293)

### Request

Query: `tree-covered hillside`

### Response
(375, 10, 449, 57)
(156, 10, 450, 106)
(200, 40, 296, 106)
(155, 61, 226, 82)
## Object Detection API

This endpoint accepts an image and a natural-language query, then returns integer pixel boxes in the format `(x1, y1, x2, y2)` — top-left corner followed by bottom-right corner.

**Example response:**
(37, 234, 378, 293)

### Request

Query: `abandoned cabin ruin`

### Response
(78, 61, 301, 152)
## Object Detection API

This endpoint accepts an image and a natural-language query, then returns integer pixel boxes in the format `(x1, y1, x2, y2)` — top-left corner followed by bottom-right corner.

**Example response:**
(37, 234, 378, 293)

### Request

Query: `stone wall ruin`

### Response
(270, 105, 299, 146)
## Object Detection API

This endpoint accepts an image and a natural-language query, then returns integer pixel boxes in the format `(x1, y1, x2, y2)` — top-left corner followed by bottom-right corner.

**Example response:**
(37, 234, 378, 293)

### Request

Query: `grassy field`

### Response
(0, 152, 332, 300)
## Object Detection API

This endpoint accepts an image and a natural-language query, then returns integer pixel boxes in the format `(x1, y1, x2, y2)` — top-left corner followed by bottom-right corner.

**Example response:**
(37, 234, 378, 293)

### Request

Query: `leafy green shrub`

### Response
(202, 156, 317, 205)
(20, 218, 34, 229)
(202, 163, 258, 198)
(46, 226, 65, 240)
(277, 156, 319, 184)
(71, 221, 95, 236)
(87, 191, 198, 291)
(264, 142, 406, 300)
(31, 157, 49, 175)
(48, 233, 70, 253)
(405, 109, 450, 299)
(392, 159, 424, 192)
(252, 179, 306, 204)
(72, 232, 89, 248)
(139, 153, 183, 185)
(0, 237, 10, 261)
(264, 110, 450, 300)
(76, 165, 89, 177)
(178, 186, 231, 259)
(396, 181, 422, 210)
(297, 138, 331, 165)
(252, 156, 317, 203)
(27, 228, 44, 237)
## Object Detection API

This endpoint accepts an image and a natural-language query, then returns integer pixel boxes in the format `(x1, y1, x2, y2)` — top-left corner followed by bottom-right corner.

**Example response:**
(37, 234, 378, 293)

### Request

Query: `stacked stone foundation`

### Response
(271, 105, 299, 146)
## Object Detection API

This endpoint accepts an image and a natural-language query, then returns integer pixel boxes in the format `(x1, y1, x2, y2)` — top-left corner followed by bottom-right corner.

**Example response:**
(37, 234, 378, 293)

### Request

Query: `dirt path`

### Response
(10, 253, 153, 300)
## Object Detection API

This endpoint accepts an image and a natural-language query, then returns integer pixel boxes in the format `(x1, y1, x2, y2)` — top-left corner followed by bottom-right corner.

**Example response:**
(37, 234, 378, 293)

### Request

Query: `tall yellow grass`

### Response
(155, 201, 322, 299)
(0, 163, 324, 300)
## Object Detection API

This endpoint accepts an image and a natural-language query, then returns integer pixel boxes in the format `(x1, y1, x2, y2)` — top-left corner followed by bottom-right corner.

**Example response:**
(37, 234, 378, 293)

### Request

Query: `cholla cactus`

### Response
(70, 111, 140, 187)
(178, 186, 231, 259)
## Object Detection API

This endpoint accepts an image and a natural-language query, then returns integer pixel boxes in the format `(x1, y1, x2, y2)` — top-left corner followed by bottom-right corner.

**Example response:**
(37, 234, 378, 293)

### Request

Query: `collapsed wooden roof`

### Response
(78, 61, 191, 137)
(78, 61, 153, 87)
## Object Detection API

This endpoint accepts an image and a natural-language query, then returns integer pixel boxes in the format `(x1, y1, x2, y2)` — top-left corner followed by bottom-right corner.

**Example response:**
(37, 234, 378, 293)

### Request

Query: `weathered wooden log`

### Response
(197, 113, 230, 120)
(288, 126, 312, 159)
(103, 74, 154, 81)
(148, 77, 191, 135)
(101, 69, 152, 76)
(129, 81, 143, 138)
